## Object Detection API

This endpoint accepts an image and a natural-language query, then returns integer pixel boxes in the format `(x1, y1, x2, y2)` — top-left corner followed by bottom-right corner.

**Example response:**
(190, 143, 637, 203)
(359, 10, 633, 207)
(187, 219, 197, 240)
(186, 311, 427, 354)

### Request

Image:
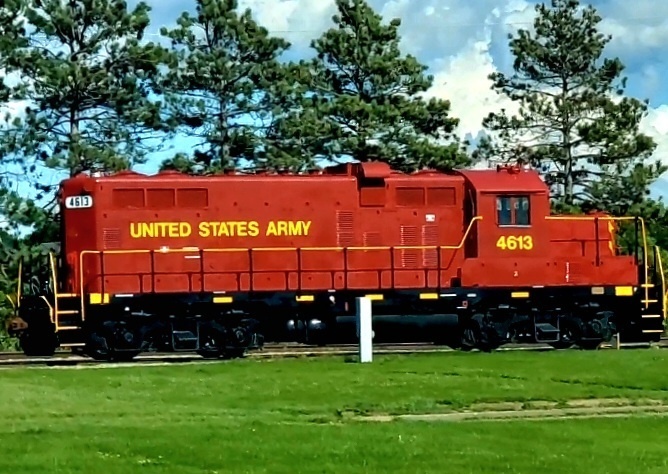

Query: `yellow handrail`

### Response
(71, 214, 649, 320)
(15, 258, 22, 311)
(76, 216, 485, 320)
(655, 245, 667, 322)
(49, 252, 60, 326)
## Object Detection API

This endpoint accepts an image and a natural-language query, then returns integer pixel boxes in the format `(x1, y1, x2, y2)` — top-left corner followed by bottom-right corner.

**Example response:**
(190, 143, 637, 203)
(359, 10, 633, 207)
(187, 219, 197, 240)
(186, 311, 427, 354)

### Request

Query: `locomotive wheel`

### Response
(19, 329, 57, 357)
(197, 320, 225, 359)
(549, 323, 577, 350)
(460, 315, 499, 353)
(85, 325, 142, 362)
(460, 321, 481, 352)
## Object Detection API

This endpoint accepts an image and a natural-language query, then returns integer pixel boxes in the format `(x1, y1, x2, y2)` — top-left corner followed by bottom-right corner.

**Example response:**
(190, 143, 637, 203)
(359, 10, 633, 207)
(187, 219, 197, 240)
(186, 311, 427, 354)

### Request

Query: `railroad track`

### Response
(0, 339, 666, 368)
(0, 342, 453, 367)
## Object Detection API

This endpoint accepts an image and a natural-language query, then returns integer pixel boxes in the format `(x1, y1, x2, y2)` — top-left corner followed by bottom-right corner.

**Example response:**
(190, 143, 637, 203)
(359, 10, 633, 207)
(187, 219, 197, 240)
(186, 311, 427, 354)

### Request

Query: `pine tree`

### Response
(474, 0, 661, 212)
(268, 0, 469, 172)
(1, 0, 165, 184)
(157, 0, 295, 174)
(0, 1, 166, 338)
(0, 0, 29, 176)
(0, 1, 25, 103)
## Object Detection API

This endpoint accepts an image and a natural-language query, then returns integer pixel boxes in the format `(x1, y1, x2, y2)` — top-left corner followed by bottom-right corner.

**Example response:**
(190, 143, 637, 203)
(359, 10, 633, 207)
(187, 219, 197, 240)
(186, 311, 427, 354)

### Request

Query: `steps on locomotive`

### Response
(638, 282, 665, 340)
(53, 295, 85, 348)
(56, 328, 86, 348)
(639, 310, 664, 338)
(54, 294, 82, 331)
(534, 323, 560, 343)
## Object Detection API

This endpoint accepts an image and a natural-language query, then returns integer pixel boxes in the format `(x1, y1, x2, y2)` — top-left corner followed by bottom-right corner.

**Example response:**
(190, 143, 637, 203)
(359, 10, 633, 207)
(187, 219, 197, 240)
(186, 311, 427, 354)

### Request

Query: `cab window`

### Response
(497, 195, 530, 226)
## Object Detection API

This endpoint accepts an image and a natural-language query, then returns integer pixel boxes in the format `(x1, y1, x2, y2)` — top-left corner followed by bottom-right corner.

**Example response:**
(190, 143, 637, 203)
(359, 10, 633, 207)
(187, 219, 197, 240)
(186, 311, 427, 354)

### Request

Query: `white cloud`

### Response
(599, 1, 668, 52)
(641, 105, 668, 165)
(0, 68, 29, 127)
(109, 0, 668, 178)
(227, 0, 533, 138)
(238, 0, 336, 51)
(425, 32, 517, 139)
(0, 99, 29, 128)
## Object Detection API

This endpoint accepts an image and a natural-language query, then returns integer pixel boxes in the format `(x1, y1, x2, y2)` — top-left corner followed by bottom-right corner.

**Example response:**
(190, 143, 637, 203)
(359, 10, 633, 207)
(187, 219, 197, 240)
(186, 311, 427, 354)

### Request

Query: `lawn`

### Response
(2, 349, 668, 473)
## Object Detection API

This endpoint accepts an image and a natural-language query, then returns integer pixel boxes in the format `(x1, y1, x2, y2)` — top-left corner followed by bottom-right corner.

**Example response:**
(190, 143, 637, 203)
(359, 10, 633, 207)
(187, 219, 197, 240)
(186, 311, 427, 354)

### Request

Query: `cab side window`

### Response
(497, 195, 530, 226)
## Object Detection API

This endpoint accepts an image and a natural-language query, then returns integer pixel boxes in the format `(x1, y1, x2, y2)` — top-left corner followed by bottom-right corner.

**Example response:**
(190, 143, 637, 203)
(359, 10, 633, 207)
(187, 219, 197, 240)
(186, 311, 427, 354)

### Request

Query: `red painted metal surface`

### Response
(57, 162, 639, 298)
(458, 166, 638, 287)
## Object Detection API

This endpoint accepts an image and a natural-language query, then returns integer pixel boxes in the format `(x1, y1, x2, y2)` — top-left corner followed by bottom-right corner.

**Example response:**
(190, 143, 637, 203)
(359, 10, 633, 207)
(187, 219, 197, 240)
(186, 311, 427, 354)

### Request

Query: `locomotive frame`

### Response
(5, 163, 667, 360)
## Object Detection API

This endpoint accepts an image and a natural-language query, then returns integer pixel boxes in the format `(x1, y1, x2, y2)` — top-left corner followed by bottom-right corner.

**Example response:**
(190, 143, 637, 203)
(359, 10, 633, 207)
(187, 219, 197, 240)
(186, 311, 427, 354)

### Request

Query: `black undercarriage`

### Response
(9, 284, 663, 361)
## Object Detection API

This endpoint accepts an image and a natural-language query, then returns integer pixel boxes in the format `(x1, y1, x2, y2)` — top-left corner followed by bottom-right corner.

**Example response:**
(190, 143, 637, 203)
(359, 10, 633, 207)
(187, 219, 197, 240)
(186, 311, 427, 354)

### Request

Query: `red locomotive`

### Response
(7, 161, 666, 359)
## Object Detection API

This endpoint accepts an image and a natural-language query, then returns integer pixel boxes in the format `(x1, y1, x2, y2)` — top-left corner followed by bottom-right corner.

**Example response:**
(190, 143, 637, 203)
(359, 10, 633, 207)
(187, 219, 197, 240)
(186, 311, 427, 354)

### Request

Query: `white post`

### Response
(356, 297, 373, 363)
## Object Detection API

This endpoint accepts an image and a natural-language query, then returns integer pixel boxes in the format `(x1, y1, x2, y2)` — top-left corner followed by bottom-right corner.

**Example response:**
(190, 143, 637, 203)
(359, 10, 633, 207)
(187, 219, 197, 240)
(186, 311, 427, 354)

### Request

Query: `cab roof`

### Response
(457, 166, 548, 194)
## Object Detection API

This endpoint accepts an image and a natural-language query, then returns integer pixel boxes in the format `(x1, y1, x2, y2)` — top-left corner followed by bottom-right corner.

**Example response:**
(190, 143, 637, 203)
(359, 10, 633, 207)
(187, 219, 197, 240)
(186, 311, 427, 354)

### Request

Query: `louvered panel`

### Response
(565, 262, 584, 284)
(363, 232, 382, 247)
(422, 225, 439, 267)
(400, 225, 419, 268)
(103, 228, 121, 249)
(336, 211, 354, 247)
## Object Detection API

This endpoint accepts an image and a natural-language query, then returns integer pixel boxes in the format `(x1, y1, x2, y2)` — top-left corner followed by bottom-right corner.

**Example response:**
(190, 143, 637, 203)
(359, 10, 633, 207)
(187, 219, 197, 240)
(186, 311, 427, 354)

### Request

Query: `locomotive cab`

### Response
(459, 165, 550, 262)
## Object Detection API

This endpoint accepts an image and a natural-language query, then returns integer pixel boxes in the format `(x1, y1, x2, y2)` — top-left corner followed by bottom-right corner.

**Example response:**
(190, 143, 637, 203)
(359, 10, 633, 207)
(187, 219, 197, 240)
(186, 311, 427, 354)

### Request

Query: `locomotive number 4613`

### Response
(64, 195, 93, 209)
(496, 235, 533, 250)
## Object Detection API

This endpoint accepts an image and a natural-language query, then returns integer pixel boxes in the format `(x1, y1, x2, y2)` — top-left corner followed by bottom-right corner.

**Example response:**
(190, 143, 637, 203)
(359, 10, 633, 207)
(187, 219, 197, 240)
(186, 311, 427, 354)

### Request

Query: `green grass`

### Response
(2, 350, 668, 473)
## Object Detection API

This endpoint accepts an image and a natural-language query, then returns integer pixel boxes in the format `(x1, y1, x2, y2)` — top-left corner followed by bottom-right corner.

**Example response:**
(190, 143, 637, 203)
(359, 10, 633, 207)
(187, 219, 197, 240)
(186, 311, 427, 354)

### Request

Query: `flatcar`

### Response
(6, 161, 666, 360)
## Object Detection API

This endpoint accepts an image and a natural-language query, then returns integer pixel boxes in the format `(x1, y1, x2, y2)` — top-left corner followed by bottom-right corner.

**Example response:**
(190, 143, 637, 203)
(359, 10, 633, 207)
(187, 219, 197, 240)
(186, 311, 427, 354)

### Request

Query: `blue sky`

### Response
(3, 0, 668, 203)
(136, 0, 668, 193)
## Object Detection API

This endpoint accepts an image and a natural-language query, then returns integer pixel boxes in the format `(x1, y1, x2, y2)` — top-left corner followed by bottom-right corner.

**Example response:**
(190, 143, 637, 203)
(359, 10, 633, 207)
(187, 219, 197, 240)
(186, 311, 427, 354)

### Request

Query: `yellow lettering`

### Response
(277, 221, 288, 235)
(218, 222, 229, 237)
(142, 222, 154, 238)
(130, 221, 192, 238)
(130, 223, 142, 238)
(522, 235, 533, 250)
(496, 235, 533, 251)
(199, 222, 210, 237)
(168, 222, 178, 237)
(265, 220, 312, 236)
(228, 222, 235, 236)
(236, 221, 247, 237)
(131, 220, 312, 239)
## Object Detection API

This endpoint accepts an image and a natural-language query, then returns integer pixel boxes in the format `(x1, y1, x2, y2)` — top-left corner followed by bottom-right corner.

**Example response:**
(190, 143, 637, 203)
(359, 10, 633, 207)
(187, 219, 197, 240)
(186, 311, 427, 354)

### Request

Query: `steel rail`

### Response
(0, 340, 665, 368)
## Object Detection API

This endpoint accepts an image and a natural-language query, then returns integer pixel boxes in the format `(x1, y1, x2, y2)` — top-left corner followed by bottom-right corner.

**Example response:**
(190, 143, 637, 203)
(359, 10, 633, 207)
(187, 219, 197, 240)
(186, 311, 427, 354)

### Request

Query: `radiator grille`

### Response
(400, 225, 419, 268)
(363, 232, 382, 247)
(103, 228, 121, 249)
(336, 211, 354, 247)
(422, 225, 439, 267)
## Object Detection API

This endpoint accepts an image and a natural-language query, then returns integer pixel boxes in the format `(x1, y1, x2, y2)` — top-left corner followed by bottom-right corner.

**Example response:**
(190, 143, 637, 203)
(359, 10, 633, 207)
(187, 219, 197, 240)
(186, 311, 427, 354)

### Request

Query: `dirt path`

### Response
(359, 398, 668, 423)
